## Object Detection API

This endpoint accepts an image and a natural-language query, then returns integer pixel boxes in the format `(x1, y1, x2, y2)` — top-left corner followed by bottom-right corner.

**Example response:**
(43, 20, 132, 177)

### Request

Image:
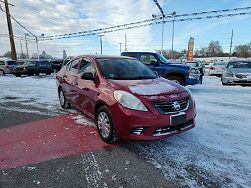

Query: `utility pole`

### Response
(124, 33, 127, 52)
(24, 33, 29, 58)
(229, 29, 233, 59)
(99, 35, 104, 55)
(119, 43, 122, 54)
(4, 0, 17, 60)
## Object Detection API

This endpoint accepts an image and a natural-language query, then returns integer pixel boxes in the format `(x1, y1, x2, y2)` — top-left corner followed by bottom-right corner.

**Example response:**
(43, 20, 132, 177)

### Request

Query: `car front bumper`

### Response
(109, 102, 196, 141)
(222, 76, 251, 85)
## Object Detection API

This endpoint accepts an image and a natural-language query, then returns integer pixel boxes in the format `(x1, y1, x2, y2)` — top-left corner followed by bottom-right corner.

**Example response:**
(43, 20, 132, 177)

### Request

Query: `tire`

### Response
(27, 70, 34, 76)
(96, 106, 118, 143)
(0, 70, 5, 76)
(46, 69, 51, 75)
(167, 76, 185, 86)
(58, 88, 71, 109)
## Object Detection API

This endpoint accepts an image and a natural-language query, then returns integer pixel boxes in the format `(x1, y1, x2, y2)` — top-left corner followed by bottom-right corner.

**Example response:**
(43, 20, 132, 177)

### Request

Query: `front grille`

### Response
(152, 120, 194, 136)
(233, 80, 251, 83)
(152, 97, 189, 114)
(235, 75, 246, 79)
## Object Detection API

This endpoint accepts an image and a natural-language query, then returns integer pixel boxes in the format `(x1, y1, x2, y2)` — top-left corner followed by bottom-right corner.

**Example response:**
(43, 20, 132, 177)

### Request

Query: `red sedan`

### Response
(56, 55, 196, 143)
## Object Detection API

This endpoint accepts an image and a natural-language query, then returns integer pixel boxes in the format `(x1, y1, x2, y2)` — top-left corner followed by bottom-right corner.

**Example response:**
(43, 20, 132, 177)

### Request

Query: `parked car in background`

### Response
(13, 60, 52, 77)
(56, 55, 196, 143)
(49, 60, 63, 73)
(0, 59, 18, 75)
(185, 61, 205, 84)
(121, 52, 200, 86)
(222, 61, 251, 86)
(208, 62, 227, 76)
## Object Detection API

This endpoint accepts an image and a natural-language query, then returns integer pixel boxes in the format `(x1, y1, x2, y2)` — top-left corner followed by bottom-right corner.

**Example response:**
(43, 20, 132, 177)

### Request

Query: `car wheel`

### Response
(58, 88, 71, 109)
(27, 70, 34, 76)
(46, 69, 51, 75)
(0, 70, 5, 76)
(96, 106, 118, 143)
(167, 76, 185, 86)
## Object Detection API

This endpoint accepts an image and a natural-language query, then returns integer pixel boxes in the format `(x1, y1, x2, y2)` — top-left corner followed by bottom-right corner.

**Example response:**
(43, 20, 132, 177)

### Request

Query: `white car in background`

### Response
(208, 62, 227, 76)
(222, 61, 251, 86)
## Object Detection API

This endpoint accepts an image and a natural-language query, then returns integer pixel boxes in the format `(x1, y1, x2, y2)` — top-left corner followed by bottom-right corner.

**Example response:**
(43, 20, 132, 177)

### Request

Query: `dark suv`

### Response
(13, 60, 52, 77)
(49, 60, 63, 73)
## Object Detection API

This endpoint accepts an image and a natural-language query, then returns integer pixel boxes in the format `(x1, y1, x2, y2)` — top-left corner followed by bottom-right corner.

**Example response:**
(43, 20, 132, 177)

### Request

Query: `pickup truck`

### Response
(121, 52, 200, 86)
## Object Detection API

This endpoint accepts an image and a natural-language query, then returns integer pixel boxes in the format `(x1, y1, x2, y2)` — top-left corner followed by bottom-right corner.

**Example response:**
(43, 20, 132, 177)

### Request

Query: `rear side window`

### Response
(68, 58, 79, 74)
(140, 54, 158, 65)
(123, 53, 137, 58)
(0, 61, 4, 65)
(7, 61, 17, 65)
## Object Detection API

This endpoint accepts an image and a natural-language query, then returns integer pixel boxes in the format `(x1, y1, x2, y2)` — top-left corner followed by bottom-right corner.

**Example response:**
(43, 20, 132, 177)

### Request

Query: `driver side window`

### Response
(140, 54, 158, 65)
(79, 59, 95, 74)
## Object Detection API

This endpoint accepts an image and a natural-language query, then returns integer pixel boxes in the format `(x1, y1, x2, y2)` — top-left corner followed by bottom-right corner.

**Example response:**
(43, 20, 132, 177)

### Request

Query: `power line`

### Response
(41, 6, 251, 40)
(40, 11, 251, 41)
(0, 4, 36, 38)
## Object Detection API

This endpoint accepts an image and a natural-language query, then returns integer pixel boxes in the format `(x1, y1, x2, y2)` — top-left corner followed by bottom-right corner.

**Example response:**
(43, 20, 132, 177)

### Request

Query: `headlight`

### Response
(189, 68, 200, 79)
(223, 70, 234, 77)
(113, 90, 148, 111)
(185, 88, 195, 108)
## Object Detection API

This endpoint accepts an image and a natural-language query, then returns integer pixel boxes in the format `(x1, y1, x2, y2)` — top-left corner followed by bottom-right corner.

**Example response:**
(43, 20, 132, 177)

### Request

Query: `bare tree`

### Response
(207, 41, 223, 57)
(233, 43, 251, 58)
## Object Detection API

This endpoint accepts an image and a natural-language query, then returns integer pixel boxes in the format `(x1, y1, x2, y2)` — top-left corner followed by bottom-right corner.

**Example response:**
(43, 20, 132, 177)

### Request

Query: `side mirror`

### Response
(81, 72, 94, 81)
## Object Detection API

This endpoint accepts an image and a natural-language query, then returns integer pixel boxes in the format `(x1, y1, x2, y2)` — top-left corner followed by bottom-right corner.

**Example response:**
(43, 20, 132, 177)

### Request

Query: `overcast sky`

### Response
(0, 0, 251, 58)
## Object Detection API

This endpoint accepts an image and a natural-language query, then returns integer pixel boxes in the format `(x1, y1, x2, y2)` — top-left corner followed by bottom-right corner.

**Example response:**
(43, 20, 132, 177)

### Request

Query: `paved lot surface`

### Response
(0, 75, 251, 187)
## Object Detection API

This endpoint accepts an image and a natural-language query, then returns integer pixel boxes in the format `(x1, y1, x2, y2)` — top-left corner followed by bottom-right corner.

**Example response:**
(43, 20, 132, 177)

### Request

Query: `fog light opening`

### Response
(131, 128, 144, 135)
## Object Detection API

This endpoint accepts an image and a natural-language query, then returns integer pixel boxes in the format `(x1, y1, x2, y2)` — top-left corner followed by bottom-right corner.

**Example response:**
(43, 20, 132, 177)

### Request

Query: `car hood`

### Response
(229, 68, 251, 75)
(108, 77, 187, 96)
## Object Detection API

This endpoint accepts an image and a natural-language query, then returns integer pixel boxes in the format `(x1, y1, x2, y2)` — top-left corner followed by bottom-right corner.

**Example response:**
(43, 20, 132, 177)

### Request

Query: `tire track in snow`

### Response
(81, 152, 108, 188)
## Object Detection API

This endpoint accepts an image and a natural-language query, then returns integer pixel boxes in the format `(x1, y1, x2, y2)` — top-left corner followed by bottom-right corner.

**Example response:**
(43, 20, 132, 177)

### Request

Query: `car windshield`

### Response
(97, 59, 157, 80)
(227, 61, 251, 69)
(186, 62, 198, 67)
(7, 61, 17, 65)
(156, 54, 170, 64)
(24, 61, 36, 65)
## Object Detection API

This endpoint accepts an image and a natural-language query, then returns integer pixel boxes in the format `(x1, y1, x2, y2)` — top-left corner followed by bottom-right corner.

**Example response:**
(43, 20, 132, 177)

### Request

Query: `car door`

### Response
(63, 58, 80, 104)
(139, 53, 162, 75)
(74, 58, 97, 118)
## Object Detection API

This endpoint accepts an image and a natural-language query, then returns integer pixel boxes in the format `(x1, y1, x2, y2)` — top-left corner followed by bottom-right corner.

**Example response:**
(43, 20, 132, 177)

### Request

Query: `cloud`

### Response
(0, 0, 161, 57)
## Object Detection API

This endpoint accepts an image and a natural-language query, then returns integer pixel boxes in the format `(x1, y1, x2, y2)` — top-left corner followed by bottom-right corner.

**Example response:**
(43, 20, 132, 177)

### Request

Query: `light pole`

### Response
(26, 33, 44, 60)
(24, 33, 29, 58)
(99, 35, 104, 55)
(171, 12, 176, 59)
(152, 12, 176, 55)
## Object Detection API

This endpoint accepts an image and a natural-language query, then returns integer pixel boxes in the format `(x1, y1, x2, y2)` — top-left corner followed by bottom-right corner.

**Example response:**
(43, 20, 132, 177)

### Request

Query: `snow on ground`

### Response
(127, 76, 251, 187)
(0, 75, 251, 187)
(0, 75, 67, 115)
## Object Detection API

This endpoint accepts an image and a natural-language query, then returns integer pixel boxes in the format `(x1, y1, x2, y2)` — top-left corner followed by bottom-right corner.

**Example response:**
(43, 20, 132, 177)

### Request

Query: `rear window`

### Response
(227, 61, 251, 69)
(7, 61, 17, 65)
(122, 53, 137, 58)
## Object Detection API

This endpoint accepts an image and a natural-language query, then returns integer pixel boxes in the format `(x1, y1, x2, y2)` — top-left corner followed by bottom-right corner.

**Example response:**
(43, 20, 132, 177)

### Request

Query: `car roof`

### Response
(81, 55, 135, 61)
